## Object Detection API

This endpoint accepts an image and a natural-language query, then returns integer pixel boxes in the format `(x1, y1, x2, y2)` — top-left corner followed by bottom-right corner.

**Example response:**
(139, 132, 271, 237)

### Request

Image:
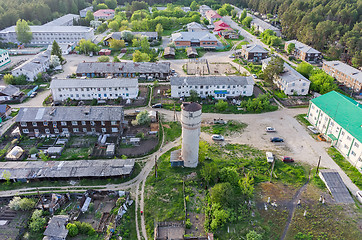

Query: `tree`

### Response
(50, 55, 60, 68)
(189, 90, 199, 102)
(242, 16, 253, 28)
(140, 37, 150, 53)
(309, 71, 337, 94)
(29, 210, 47, 232)
(3, 74, 15, 85)
(133, 50, 150, 62)
(77, 39, 100, 54)
(263, 57, 284, 82)
(97, 56, 110, 62)
(210, 182, 233, 207)
(96, 3, 108, 10)
(217, 8, 228, 16)
(132, 110, 150, 126)
(239, 173, 254, 198)
(15, 19, 32, 43)
(67, 223, 79, 237)
(246, 230, 263, 240)
(85, 10, 94, 22)
(296, 62, 313, 78)
(132, 38, 141, 48)
(38, 150, 49, 161)
(51, 40, 63, 63)
(215, 100, 228, 112)
(109, 39, 125, 50)
(190, 1, 198, 11)
(155, 23, 163, 37)
(287, 42, 295, 54)
(10, 197, 36, 210)
(108, 20, 119, 32)
(2, 170, 11, 185)
(105, 0, 117, 9)
(200, 162, 218, 186)
(240, 10, 247, 21)
(121, 30, 134, 42)
(209, 203, 230, 231)
(203, 18, 209, 25)
(113, 56, 120, 62)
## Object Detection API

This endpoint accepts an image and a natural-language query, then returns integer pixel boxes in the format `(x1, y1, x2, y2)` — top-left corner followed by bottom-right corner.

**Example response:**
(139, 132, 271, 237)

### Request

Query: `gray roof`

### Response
(242, 44, 268, 53)
(0, 104, 9, 113)
(171, 32, 218, 42)
(43, 14, 80, 26)
(16, 106, 124, 122)
(247, 13, 280, 32)
(323, 61, 362, 83)
(186, 22, 206, 30)
(76, 62, 171, 74)
(0, 159, 135, 180)
(164, 47, 175, 55)
(286, 40, 320, 54)
(171, 76, 255, 86)
(0, 25, 93, 34)
(12, 51, 50, 72)
(50, 78, 139, 89)
(43, 215, 69, 239)
(262, 57, 310, 83)
(105, 31, 157, 41)
(0, 85, 20, 96)
(186, 47, 198, 56)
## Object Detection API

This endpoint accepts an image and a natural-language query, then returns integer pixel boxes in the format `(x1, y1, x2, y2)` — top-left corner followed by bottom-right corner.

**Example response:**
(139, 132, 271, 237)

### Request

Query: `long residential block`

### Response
(50, 78, 139, 102)
(0, 49, 10, 68)
(12, 50, 50, 81)
(171, 32, 219, 48)
(16, 106, 125, 137)
(285, 40, 321, 63)
(307, 91, 362, 170)
(170, 76, 254, 99)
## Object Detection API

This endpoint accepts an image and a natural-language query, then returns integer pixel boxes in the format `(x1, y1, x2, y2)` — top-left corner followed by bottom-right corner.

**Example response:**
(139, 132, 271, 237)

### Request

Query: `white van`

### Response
(266, 152, 274, 163)
(356, 191, 362, 204)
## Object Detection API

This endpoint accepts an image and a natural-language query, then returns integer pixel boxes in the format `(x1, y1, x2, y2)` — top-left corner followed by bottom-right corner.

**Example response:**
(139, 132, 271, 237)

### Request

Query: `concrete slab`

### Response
(319, 170, 354, 204)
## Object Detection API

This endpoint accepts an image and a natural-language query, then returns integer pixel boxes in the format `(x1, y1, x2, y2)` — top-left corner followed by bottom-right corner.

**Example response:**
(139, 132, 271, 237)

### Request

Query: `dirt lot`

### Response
(208, 62, 238, 75)
(186, 60, 238, 75)
(186, 59, 209, 75)
(0, 201, 30, 240)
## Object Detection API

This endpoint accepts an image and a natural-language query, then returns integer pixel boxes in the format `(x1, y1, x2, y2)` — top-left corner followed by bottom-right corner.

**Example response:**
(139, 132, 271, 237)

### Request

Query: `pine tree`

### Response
(51, 40, 64, 63)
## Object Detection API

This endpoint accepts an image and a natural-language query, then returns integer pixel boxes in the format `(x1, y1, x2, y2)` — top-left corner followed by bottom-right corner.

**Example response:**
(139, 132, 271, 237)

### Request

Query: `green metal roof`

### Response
(0, 49, 8, 54)
(311, 91, 362, 143)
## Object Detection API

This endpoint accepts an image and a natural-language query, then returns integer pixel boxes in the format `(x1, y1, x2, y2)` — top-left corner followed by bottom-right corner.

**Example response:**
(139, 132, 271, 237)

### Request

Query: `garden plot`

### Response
(186, 60, 209, 75)
(208, 62, 238, 75)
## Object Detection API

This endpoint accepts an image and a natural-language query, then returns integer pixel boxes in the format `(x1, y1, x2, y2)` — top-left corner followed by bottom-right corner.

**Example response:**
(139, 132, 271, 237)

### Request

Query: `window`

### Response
(354, 142, 359, 148)
(341, 131, 345, 136)
(73, 128, 79, 133)
(102, 128, 107, 133)
(21, 122, 27, 127)
(72, 121, 78, 126)
(43, 121, 48, 126)
(347, 136, 351, 141)
(61, 121, 67, 126)
(81, 121, 86, 125)
(91, 121, 95, 126)
(54, 128, 59, 133)
(34, 129, 39, 134)
(351, 151, 356, 156)
(91, 128, 96, 133)
(344, 144, 348, 149)
(112, 128, 118, 133)
(101, 121, 105, 126)
(32, 122, 37, 127)
(45, 129, 50, 134)
(83, 128, 87, 132)
(22, 129, 29, 133)
(111, 121, 117, 125)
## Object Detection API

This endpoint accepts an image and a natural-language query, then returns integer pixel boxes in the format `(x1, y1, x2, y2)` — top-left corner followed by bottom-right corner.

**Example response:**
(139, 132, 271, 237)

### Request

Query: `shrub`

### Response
(185, 218, 192, 229)
(29, 210, 47, 232)
(66, 223, 79, 237)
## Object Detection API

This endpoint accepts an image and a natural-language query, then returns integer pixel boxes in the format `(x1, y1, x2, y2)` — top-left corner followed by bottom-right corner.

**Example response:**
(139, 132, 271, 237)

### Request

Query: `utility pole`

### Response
(316, 156, 321, 174)
(154, 155, 158, 178)
(37, 188, 45, 210)
(269, 160, 275, 183)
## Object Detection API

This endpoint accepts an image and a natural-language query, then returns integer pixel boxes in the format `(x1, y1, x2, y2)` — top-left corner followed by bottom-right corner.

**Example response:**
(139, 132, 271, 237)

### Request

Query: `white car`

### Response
(212, 135, 224, 141)
(307, 126, 319, 134)
(252, 74, 258, 79)
(266, 127, 276, 132)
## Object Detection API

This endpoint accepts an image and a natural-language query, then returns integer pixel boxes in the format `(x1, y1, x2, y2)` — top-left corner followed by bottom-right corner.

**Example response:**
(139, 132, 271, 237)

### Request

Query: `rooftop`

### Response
(171, 31, 218, 42)
(170, 76, 255, 86)
(12, 50, 50, 72)
(323, 61, 362, 83)
(0, 159, 135, 180)
(42, 14, 80, 26)
(205, 10, 222, 19)
(76, 62, 171, 74)
(213, 20, 232, 31)
(242, 44, 268, 53)
(311, 91, 362, 143)
(182, 102, 202, 112)
(164, 47, 175, 55)
(16, 106, 124, 122)
(93, 9, 115, 17)
(0, 25, 93, 33)
(43, 215, 69, 239)
(0, 84, 20, 96)
(186, 22, 206, 30)
(249, 14, 280, 32)
(286, 40, 320, 54)
(50, 78, 139, 88)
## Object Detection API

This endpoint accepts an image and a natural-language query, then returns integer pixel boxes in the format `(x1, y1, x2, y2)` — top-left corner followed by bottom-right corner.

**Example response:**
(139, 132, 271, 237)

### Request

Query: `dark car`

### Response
(282, 156, 294, 163)
(152, 103, 162, 108)
(270, 137, 284, 142)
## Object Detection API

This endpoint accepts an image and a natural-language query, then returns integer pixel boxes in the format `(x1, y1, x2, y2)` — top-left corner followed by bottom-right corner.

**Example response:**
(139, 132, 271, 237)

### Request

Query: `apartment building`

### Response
(322, 61, 362, 94)
(104, 31, 158, 45)
(50, 78, 139, 102)
(12, 51, 50, 81)
(285, 40, 321, 63)
(0, 26, 94, 45)
(80, 6, 93, 18)
(307, 91, 362, 170)
(76, 62, 171, 80)
(236, 44, 268, 62)
(0, 49, 10, 68)
(170, 76, 254, 99)
(43, 14, 80, 26)
(247, 13, 281, 37)
(16, 106, 125, 137)
(171, 32, 219, 49)
(93, 9, 115, 20)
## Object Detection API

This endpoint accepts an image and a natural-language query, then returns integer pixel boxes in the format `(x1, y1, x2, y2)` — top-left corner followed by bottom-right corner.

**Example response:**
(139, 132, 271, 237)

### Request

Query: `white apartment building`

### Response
(50, 78, 139, 102)
(12, 51, 50, 81)
(262, 57, 310, 95)
(307, 91, 362, 171)
(170, 76, 254, 99)
(43, 14, 80, 26)
(0, 49, 10, 68)
(0, 26, 94, 45)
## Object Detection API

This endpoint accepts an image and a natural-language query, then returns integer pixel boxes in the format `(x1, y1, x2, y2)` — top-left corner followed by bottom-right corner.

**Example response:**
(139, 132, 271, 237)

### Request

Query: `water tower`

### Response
(180, 102, 202, 168)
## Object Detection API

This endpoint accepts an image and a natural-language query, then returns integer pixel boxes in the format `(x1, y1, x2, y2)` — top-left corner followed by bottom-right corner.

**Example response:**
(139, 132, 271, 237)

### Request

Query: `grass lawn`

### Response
(144, 143, 307, 239)
(235, 41, 249, 49)
(163, 121, 182, 143)
(295, 114, 312, 126)
(273, 90, 288, 99)
(162, 28, 179, 36)
(201, 120, 247, 136)
(327, 147, 362, 189)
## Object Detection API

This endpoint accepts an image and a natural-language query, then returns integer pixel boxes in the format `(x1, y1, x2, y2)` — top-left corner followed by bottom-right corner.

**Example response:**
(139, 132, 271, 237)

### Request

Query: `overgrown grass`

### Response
(201, 121, 247, 136)
(295, 114, 312, 126)
(163, 121, 182, 143)
(162, 28, 179, 36)
(327, 147, 362, 189)
(235, 41, 249, 49)
(273, 90, 288, 99)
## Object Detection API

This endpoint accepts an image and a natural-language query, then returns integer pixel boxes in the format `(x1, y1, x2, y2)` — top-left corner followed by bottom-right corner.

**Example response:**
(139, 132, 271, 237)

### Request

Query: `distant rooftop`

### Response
(43, 14, 80, 26)
(248, 13, 280, 32)
(241, 44, 268, 53)
(50, 78, 138, 88)
(0, 25, 93, 33)
(323, 61, 362, 83)
(171, 31, 218, 42)
(43, 215, 69, 239)
(171, 76, 255, 86)
(286, 40, 320, 54)
(76, 62, 171, 74)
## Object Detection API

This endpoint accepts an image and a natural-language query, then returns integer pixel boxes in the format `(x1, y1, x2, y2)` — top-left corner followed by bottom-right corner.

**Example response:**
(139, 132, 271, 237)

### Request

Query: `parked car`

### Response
(229, 54, 235, 58)
(152, 103, 162, 108)
(270, 137, 284, 142)
(266, 127, 276, 132)
(307, 126, 319, 134)
(252, 74, 258, 79)
(30, 92, 37, 98)
(282, 156, 294, 163)
(212, 135, 224, 141)
(266, 152, 274, 163)
(317, 134, 326, 141)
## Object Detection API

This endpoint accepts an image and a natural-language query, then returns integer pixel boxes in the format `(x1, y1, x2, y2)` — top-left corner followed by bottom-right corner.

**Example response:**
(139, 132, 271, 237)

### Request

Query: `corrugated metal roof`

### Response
(170, 76, 255, 86)
(50, 78, 138, 88)
(323, 61, 362, 83)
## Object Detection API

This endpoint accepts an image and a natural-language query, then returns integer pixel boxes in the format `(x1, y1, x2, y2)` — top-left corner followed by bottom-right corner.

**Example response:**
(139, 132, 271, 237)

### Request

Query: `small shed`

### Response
(129, 138, 141, 146)
(163, 47, 175, 58)
(5, 146, 24, 161)
(187, 47, 198, 58)
(99, 49, 111, 55)
(120, 48, 127, 53)
(43, 215, 69, 240)
(106, 144, 115, 156)
(47, 146, 64, 156)
(148, 111, 157, 122)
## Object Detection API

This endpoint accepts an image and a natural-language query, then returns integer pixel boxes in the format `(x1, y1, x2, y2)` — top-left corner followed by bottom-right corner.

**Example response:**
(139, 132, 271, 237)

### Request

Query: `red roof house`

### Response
(213, 20, 232, 32)
(205, 10, 222, 23)
(93, 9, 115, 20)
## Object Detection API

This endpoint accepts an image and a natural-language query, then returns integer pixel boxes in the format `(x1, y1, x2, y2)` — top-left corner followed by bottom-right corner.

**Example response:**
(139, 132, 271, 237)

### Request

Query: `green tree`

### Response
(132, 38, 141, 48)
(210, 203, 230, 231)
(51, 40, 63, 63)
(105, 0, 117, 9)
(240, 10, 247, 21)
(287, 42, 295, 54)
(155, 23, 163, 37)
(296, 62, 313, 78)
(263, 56, 284, 82)
(77, 39, 101, 54)
(108, 20, 119, 32)
(219, 167, 239, 186)
(113, 56, 120, 62)
(39, 150, 49, 161)
(29, 210, 47, 232)
(19, 198, 36, 210)
(239, 173, 254, 198)
(200, 162, 218, 186)
(246, 230, 263, 240)
(309, 71, 337, 94)
(15, 19, 32, 43)
(96, 3, 108, 10)
(190, 1, 198, 11)
(217, 8, 228, 16)
(203, 18, 209, 25)
(67, 223, 79, 237)
(215, 100, 228, 112)
(189, 90, 199, 102)
(109, 39, 125, 50)
(133, 50, 149, 62)
(132, 110, 150, 126)
(85, 10, 94, 22)
(97, 56, 110, 62)
(3, 74, 15, 85)
(242, 16, 253, 28)
(2, 170, 11, 185)
(140, 37, 150, 53)
(210, 182, 233, 207)
(231, 9, 238, 18)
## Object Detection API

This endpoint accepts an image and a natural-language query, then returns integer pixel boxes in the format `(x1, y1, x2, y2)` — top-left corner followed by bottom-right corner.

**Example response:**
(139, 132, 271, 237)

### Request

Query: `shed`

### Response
(163, 47, 175, 58)
(106, 144, 115, 156)
(43, 215, 69, 240)
(5, 146, 24, 161)
(120, 48, 127, 53)
(81, 197, 92, 212)
(99, 49, 111, 55)
(47, 146, 64, 156)
(148, 111, 157, 122)
(129, 138, 141, 146)
(186, 47, 198, 58)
